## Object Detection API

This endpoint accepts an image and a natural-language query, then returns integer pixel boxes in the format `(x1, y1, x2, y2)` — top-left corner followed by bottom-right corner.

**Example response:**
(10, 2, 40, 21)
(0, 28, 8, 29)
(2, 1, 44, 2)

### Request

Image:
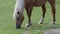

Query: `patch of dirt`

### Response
(22, 32, 28, 34)
(44, 29, 60, 34)
(22, 31, 30, 34)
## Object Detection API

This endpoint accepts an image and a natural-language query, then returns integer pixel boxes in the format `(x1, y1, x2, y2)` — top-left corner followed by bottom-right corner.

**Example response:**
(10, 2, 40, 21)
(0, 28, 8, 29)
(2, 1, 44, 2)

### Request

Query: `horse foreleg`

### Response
(25, 5, 33, 27)
(48, 0, 56, 24)
(39, 4, 46, 24)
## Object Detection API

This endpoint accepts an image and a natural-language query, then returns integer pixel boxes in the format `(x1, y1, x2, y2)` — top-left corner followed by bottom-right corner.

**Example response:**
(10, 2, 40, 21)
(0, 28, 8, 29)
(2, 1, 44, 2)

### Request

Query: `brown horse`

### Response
(13, 0, 56, 29)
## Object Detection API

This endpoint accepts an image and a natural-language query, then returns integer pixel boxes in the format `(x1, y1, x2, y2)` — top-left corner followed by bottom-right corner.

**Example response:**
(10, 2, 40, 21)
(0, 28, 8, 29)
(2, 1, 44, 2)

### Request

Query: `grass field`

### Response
(0, 0, 60, 34)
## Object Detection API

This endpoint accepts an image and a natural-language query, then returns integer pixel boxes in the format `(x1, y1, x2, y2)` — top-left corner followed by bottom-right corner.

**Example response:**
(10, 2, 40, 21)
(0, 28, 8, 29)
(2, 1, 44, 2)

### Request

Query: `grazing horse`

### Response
(13, 0, 56, 29)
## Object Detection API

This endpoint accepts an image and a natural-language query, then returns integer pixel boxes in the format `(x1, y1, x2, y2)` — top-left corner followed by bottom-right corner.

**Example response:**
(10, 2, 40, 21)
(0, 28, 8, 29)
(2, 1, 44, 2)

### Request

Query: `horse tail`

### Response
(13, 0, 25, 20)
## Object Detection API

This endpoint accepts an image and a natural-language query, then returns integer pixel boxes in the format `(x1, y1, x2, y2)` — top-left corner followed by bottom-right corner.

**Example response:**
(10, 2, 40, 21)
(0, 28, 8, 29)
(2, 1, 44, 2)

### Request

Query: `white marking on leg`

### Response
(25, 23, 29, 27)
(13, 0, 25, 20)
(38, 17, 44, 24)
(25, 23, 31, 27)
(50, 21, 56, 25)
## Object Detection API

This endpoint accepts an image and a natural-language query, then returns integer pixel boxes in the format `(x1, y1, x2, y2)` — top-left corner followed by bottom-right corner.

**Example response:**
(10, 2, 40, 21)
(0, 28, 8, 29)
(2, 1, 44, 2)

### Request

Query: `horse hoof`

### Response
(53, 23, 55, 25)
(26, 24, 31, 27)
(52, 21, 55, 25)
(25, 23, 31, 27)
(27, 25, 31, 27)
(38, 20, 43, 24)
(30, 23, 32, 25)
(40, 23, 43, 24)
(38, 21, 43, 24)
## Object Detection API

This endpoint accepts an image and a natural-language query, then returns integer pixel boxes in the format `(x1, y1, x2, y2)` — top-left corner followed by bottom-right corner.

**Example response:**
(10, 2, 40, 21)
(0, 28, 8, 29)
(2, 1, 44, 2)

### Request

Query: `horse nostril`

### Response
(16, 25, 20, 29)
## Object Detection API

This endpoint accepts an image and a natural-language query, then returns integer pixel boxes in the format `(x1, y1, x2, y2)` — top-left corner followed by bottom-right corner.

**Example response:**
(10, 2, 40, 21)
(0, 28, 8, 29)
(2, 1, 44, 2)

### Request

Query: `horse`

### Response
(13, 0, 56, 29)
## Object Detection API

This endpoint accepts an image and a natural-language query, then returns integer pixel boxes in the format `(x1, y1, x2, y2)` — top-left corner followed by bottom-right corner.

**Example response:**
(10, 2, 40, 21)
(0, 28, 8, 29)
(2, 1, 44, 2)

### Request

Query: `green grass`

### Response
(0, 0, 60, 34)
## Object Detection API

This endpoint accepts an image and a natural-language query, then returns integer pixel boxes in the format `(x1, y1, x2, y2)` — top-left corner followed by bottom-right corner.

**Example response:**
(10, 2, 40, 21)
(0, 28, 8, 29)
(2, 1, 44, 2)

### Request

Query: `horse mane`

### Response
(13, 0, 25, 20)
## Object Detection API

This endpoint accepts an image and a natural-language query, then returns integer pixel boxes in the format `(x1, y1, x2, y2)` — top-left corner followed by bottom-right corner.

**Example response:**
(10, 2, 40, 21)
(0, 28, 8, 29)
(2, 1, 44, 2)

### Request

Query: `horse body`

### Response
(13, 0, 56, 28)
(25, 0, 47, 6)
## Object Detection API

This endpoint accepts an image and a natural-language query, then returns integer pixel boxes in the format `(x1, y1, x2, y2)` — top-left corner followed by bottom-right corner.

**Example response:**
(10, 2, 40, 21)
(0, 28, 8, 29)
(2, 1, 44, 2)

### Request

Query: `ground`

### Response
(44, 29, 60, 34)
(0, 0, 60, 34)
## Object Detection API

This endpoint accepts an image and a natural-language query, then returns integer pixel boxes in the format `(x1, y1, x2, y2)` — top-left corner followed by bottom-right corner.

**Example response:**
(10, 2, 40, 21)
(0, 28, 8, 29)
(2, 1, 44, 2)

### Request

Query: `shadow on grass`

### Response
(45, 24, 60, 28)
(16, 23, 60, 34)
(20, 22, 60, 31)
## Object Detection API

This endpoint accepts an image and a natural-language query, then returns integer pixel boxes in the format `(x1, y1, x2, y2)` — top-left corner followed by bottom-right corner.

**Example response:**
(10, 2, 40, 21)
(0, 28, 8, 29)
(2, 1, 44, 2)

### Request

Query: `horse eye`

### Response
(17, 12, 20, 14)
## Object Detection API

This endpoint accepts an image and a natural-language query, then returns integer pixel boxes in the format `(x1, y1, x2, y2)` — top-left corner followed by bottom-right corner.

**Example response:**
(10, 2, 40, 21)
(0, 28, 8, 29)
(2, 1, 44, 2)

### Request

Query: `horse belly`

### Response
(34, 0, 47, 7)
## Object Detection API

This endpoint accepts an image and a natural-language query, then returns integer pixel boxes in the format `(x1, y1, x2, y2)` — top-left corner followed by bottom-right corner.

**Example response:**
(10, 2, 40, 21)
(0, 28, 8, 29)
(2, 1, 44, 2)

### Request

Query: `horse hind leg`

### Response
(25, 5, 33, 27)
(39, 4, 46, 24)
(48, 0, 56, 24)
